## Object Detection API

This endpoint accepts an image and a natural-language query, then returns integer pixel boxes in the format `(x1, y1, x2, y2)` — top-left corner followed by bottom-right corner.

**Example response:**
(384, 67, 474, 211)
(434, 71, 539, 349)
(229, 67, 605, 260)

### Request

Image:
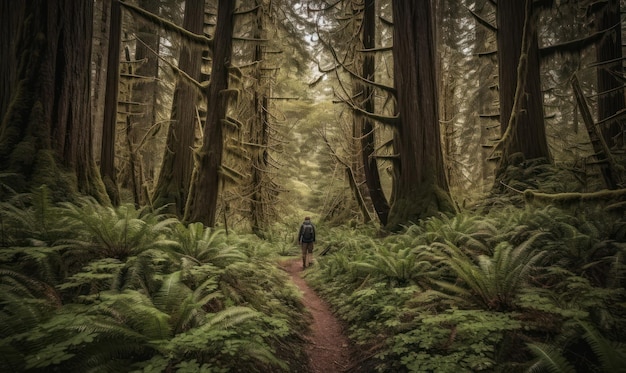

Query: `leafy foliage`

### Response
(306, 205, 626, 372)
(0, 194, 307, 372)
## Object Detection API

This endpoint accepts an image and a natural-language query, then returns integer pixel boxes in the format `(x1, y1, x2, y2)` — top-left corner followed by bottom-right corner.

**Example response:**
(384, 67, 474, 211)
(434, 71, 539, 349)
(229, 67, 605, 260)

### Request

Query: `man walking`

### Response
(298, 217, 316, 269)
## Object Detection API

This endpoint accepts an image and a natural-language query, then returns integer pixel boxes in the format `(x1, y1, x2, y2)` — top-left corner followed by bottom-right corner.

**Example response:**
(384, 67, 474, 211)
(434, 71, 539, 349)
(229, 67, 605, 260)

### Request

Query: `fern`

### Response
(579, 321, 626, 372)
(353, 246, 439, 288)
(58, 198, 178, 260)
(432, 232, 546, 311)
(526, 343, 577, 373)
(526, 322, 626, 373)
(0, 186, 75, 247)
(169, 222, 247, 268)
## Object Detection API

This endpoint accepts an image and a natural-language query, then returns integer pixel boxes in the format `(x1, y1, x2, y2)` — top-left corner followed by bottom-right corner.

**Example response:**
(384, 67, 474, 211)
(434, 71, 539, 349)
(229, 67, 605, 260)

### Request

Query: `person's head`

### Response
(304, 216, 311, 222)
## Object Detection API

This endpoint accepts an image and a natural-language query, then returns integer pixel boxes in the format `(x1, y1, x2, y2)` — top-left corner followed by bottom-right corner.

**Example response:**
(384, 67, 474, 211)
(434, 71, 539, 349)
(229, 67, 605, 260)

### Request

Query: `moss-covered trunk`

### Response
(152, 0, 205, 218)
(186, 0, 236, 226)
(0, 0, 107, 204)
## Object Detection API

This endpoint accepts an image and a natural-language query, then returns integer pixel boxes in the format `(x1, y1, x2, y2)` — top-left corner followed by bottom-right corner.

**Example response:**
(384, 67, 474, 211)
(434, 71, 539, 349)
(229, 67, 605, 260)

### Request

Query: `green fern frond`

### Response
(527, 342, 577, 373)
(579, 321, 626, 372)
(434, 233, 545, 310)
(58, 199, 178, 260)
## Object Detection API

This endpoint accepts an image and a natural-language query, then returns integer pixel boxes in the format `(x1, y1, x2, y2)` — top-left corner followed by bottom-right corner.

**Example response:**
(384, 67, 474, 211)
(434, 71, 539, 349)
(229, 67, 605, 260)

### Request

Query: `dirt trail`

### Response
(281, 258, 354, 373)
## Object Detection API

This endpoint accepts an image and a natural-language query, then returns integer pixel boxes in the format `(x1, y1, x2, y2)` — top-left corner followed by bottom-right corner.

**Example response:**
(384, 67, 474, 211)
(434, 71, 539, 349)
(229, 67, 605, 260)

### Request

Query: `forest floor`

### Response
(280, 257, 356, 373)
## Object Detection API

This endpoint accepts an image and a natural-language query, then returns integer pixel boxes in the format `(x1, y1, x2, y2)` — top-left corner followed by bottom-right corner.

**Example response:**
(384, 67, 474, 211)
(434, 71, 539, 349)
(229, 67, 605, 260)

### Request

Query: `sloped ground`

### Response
(281, 258, 354, 372)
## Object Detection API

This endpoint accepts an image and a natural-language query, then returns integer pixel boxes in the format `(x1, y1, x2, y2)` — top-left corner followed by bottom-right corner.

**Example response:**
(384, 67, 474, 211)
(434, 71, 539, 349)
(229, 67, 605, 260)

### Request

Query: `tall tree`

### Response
(494, 0, 551, 183)
(0, 1, 20, 124)
(121, 0, 161, 206)
(100, 0, 122, 205)
(359, 0, 390, 225)
(0, 0, 108, 203)
(386, 0, 454, 230)
(152, 0, 205, 218)
(247, 0, 276, 235)
(186, 0, 236, 226)
(595, 0, 624, 151)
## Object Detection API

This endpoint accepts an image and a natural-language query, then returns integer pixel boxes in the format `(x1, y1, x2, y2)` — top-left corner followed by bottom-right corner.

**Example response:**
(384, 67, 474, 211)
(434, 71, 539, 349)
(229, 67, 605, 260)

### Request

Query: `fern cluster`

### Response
(0, 189, 307, 372)
(306, 205, 626, 372)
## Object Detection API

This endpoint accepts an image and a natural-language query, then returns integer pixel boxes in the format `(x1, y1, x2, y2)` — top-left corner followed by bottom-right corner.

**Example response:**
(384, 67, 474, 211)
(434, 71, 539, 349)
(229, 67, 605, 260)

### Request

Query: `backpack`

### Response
(302, 224, 314, 241)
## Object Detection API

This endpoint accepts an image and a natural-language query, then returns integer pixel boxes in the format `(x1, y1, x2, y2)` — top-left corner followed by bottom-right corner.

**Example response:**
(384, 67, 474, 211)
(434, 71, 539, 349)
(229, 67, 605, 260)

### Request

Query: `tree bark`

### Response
(0, 1, 21, 122)
(153, 0, 205, 218)
(595, 0, 624, 149)
(495, 0, 550, 164)
(249, 0, 274, 236)
(186, 0, 236, 226)
(100, 0, 122, 205)
(387, 0, 454, 230)
(0, 0, 108, 203)
(359, 0, 390, 225)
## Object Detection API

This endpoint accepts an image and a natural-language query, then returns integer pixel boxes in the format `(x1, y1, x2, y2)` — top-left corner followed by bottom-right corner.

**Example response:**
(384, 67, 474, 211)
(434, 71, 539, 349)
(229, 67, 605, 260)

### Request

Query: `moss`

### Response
(31, 149, 77, 203)
(524, 188, 626, 206)
(386, 185, 456, 232)
(101, 175, 120, 206)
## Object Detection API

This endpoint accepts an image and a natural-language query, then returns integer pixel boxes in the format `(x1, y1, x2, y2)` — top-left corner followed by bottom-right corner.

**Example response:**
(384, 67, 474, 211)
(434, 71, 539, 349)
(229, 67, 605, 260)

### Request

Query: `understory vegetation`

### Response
(2, 182, 626, 372)
(306, 202, 626, 372)
(0, 187, 308, 372)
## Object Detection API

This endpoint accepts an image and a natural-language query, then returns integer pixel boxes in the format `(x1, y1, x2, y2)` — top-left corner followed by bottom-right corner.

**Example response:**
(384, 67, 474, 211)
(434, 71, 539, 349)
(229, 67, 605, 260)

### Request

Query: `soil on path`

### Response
(281, 258, 354, 373)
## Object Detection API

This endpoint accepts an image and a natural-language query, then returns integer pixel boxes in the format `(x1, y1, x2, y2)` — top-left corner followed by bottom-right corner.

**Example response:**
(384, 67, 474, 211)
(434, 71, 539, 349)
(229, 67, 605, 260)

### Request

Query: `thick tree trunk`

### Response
(100, 0, 122, 205)
(186, 0, 236, 226)
(153, 0, 205, 217)
(387, 0, 454, 230)
(360, 0, 390, 225)
(0, 0, 108, 203)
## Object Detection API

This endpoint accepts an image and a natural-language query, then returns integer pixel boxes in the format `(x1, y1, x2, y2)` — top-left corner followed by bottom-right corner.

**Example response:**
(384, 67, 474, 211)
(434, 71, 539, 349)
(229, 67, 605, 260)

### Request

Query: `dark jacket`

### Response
(298, 221, 316, 243)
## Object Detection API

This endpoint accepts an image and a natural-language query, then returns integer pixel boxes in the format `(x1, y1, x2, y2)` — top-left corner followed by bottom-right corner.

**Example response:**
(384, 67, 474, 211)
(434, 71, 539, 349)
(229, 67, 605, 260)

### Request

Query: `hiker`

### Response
(298, 216, 316, 268)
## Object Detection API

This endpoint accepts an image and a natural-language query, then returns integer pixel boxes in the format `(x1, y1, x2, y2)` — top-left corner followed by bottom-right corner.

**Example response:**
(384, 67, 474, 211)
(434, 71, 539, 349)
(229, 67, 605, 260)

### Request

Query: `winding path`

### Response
(281, 258, 354, 372)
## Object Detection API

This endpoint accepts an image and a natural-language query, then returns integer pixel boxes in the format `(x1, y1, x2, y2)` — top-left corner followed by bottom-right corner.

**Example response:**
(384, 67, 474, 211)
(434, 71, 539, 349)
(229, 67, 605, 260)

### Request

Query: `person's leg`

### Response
(301, 244, 307, 268)
(307, 242, 314, 266)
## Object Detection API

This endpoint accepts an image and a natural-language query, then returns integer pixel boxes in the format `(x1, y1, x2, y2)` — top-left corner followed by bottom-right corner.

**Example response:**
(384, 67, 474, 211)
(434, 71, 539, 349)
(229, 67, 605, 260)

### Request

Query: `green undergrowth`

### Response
(0, 189, 309, 372)
(305, 204, 626, 372)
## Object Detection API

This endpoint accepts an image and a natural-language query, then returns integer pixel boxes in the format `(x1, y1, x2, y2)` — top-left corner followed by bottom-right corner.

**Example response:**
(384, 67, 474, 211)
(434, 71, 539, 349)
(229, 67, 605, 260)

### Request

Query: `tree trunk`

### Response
(495, 0, 550, 165)
(360, 0, 390, 225)
(124, 0, 160, 205)
(91, 0, 111, 164)
(249, 0, 274, 236)
(186, 0, 236, 226)
(0, 1, 21, 122)
(0, 0, 108, 203)
(100, 0, 122, 205)
(387, 0, 454, 231)
(596, 0, 624, 150)
(153, 0, 205, 218)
